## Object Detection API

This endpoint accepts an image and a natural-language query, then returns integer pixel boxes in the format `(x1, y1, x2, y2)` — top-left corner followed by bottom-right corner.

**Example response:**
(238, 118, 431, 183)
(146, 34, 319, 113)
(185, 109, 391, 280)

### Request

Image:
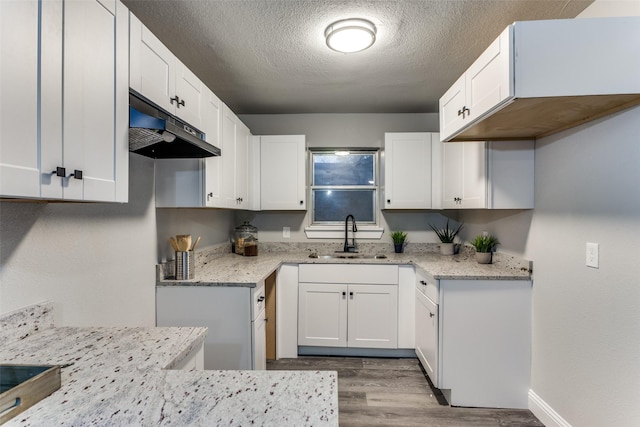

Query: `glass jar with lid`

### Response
(234, 221, 258, 256)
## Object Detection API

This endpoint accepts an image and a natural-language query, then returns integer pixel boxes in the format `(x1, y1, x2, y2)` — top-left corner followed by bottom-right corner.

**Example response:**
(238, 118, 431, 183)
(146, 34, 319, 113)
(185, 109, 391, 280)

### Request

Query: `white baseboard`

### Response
(528, 389, 572, 427)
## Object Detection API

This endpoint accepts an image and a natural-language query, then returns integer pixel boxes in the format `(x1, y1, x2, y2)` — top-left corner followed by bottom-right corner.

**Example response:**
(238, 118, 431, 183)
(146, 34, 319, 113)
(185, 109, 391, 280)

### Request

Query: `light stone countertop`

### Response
(0, 312, 338, 426)
(158, 244, 532, 288)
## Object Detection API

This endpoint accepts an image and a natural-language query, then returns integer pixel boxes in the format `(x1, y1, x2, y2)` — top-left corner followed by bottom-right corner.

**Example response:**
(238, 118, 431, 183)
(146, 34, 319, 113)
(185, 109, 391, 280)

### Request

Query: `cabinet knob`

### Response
(387, 199, 391, 204)
(349, 291, 354, 298)
(420, 280, 426, 285)
(342, 291, 346, 297)
(300, 200, 304, 205)
(257, 296, 265, 302)
(429, 312, 435, 318)
(207, 192, 213, 201)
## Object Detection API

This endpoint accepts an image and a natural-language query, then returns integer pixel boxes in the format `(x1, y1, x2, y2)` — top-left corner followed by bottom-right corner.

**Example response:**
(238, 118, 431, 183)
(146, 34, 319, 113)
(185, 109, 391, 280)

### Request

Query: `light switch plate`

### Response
(586, 242, 599, 268)
(283, 227, 291, 238)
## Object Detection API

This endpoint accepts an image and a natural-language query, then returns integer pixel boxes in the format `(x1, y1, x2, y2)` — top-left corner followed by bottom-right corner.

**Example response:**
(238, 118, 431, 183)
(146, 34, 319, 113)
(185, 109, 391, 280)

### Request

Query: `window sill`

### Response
(304, 226, 384, 239)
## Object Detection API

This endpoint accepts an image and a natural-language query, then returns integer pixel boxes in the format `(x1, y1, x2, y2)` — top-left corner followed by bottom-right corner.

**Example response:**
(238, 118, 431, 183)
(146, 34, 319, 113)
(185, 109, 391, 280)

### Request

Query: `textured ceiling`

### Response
(123, 0, 593, 114)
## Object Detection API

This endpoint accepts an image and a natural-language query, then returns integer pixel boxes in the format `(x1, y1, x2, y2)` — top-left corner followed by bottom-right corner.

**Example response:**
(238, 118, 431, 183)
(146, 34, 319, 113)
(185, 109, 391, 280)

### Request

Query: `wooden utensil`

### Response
(190, 236, 201, 251)
(176, 235, 191, 252)
(170, 237, 179, 251)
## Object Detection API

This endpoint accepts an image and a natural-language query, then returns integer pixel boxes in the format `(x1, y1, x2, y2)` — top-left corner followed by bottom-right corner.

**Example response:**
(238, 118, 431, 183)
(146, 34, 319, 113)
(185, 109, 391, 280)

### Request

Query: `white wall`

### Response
(526, 107, 640, 427)
(156, 208, 235, 262)
(0, 154, 157, 326)
(240, 113, 455, 244)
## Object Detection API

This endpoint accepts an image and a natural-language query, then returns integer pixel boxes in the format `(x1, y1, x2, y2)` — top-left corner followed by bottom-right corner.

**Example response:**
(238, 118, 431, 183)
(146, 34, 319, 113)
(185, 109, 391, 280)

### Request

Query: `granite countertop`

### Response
(0, 307, 338, 426)
(158, 243, 532, 287)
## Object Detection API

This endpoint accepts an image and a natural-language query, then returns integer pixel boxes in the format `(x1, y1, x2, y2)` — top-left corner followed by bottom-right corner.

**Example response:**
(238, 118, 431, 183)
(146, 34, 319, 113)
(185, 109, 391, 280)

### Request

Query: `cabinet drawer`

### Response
(416, 268, 439, 302)
(299, 264, 398, 285)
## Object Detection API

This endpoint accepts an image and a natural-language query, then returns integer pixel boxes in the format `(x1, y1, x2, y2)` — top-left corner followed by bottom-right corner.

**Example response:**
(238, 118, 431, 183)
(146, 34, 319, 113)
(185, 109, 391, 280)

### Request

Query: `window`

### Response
(310, 150, 377, 225)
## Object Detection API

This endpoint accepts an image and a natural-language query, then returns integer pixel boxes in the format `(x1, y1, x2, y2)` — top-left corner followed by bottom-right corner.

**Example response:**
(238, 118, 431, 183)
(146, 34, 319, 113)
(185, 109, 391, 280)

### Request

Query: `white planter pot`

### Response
(440, 243, 454, 255)
(475, 252, 492, 264)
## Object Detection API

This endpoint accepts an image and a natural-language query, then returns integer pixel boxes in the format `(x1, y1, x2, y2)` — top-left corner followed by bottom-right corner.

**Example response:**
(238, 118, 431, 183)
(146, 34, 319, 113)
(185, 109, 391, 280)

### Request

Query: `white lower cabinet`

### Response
(297, 264, 399, 350)
(156, 282, 266, 370)
(413, 270, 532, 409)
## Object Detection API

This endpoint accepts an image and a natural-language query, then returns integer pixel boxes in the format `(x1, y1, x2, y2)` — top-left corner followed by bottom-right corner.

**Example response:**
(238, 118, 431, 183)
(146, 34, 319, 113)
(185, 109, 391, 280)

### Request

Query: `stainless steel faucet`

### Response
(343, 214, 358, 253)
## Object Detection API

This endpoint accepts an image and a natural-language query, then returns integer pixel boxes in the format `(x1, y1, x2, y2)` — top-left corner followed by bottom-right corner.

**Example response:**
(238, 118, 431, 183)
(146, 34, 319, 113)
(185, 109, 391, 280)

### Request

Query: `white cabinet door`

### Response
(235, 120, 251, 209)
(442, 141, 487, 209)
(253, 309, 267, 370)
(202, 89, 223, 207)
(415, 287, 438, 385)
(259, 135, 306, 210)
(465, 26, 513, 124)
(174, 62, 204, 130)
(0, 0, 40, 198)
(129, 12, 174, 113)
(62, 0, 125, 202)
(383, 133, 432, 209)
(221, 104, 238, 208)
(439, 75, 466, 143)
(347, 284, 398, 349)
(298, 283, 348, 347)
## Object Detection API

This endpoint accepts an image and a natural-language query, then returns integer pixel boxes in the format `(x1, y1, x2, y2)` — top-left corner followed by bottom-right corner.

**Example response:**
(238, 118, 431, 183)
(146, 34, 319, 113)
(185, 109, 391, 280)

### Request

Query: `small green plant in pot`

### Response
(391, 231, 407, 253)
(429, 219, 464, 255)
(470, 234, 500, 264)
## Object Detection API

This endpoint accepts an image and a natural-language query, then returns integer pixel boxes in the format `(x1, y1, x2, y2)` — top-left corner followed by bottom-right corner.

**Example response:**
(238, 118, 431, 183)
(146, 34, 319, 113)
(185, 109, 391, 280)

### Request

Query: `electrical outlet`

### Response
(283, 227, 291, 238)
(586, 242, 599, 268)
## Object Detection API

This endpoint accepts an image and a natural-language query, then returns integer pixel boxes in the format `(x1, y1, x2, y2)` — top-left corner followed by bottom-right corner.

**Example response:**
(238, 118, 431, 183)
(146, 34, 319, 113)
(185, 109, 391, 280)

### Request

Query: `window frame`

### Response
(308, 149, 379, 227)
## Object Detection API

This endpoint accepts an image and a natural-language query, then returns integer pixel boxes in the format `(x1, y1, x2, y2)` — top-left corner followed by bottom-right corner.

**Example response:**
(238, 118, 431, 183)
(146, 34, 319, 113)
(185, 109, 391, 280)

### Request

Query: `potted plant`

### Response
(470, 234, 500, 264)
(429, 219, 464, 255)
(390, 231, 407, 253)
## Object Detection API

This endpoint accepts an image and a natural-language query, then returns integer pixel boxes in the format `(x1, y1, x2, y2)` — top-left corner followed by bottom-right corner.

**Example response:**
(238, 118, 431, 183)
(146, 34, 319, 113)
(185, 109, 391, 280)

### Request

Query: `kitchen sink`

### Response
(308, 253, 387, 260)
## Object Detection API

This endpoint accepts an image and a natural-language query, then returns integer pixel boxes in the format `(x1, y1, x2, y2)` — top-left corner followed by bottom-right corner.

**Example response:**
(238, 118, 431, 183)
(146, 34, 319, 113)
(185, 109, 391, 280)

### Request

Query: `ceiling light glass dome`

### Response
(325, 18, 377, 53)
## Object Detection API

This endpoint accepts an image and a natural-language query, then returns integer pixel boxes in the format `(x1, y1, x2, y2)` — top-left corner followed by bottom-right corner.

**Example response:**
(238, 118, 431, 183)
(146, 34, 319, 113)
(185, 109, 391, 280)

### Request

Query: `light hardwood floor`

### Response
(267, 357, 544, 427)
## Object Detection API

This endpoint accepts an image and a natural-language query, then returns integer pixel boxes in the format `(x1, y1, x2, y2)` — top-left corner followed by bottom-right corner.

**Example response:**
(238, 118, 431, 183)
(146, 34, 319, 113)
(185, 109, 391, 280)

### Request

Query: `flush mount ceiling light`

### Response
(325, 18, 376, 53)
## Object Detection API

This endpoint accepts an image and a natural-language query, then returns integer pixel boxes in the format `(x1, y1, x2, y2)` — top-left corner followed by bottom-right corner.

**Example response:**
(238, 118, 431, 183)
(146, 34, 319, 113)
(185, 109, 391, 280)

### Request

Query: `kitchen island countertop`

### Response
(0, 311, 337, 426)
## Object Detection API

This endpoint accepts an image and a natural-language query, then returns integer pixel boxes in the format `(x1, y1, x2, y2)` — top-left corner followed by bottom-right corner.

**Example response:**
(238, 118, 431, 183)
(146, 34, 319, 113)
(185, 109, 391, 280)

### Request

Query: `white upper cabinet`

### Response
(1, 0, 128, 202)
(441, 140, 534, 209)
(440, 17, 640, 142)
(440, 26, 512, 142)
(383, 132, 435, 209)
(129, 13, 203, 129)
(259, 135, 306, 211)
(155, 103, 254, 210)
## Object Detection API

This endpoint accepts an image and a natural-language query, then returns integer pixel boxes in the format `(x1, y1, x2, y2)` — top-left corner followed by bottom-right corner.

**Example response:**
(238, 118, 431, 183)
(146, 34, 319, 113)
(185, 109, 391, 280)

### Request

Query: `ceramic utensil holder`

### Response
(175, 251, 194, 280)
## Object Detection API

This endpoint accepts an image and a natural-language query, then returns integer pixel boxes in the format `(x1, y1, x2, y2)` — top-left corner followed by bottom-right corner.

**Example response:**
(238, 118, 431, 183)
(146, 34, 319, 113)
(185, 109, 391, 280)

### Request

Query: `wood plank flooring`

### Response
(267, 357, 544, 427)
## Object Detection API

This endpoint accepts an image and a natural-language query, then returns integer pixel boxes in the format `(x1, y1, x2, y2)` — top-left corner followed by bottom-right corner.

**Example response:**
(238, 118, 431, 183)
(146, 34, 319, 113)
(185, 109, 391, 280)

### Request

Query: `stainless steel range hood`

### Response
(129, 91, 221, 158)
